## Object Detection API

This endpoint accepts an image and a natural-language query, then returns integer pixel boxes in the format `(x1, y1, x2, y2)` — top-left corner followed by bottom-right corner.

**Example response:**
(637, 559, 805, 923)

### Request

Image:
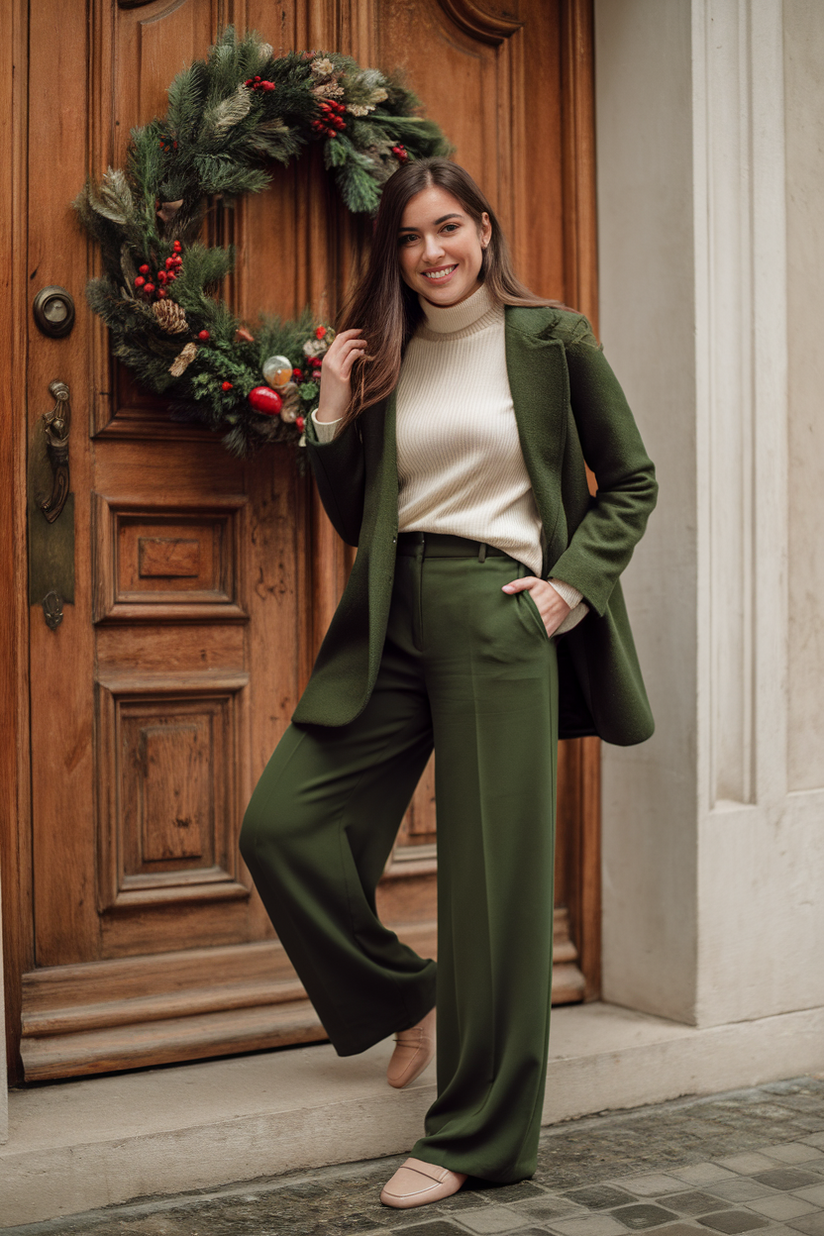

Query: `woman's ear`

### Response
(480, 212, 492, 248)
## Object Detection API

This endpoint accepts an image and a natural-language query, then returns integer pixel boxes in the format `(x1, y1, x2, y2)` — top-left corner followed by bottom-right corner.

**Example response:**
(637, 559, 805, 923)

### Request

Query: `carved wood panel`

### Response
(96, 675, 250, 910)
(93, 494, 248, 620)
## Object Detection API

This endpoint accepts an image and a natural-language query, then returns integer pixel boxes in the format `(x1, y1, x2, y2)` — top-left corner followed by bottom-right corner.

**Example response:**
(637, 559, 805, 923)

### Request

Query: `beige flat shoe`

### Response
(386, 1006, 436, 1089)
(380, 1157, 467, 1208)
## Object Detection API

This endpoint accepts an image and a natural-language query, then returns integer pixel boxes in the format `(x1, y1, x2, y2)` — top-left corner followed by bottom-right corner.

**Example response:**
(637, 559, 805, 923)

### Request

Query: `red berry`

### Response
(139, 264, 150, 275)
(143, 283, 155, 295)
(134, 276, 145, 288)
(172, 241, 182, 252)
(157, 271, 167, 284)
(166, 272, 176, 282)
(296, 416, 305, 432)
(261, 81, 275, 92)
(292, 367, 303, 381)
(198, 330, 210, 341)
(165, 257, 175, 268)
(157, 289, 167, 299)
(315, 326, 327, 339)
(221, 381, 233, 391)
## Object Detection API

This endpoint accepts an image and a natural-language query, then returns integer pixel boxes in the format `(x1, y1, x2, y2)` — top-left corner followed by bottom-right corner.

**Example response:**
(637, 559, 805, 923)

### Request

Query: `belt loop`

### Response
(478, 543, 487, 563)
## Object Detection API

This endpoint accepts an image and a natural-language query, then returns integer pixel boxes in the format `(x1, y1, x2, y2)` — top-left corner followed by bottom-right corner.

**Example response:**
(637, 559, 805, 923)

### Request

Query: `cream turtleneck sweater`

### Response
(313, 282, 587, 632)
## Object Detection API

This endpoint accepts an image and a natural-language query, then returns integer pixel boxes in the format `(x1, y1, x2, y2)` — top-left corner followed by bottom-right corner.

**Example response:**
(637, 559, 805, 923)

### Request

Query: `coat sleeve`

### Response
(304, 415, 366, 548)
(548, 321, 658, 617)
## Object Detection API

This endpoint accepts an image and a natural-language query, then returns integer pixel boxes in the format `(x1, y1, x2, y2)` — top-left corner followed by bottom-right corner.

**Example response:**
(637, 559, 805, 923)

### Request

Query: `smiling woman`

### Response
(239, 157, 658, 1209)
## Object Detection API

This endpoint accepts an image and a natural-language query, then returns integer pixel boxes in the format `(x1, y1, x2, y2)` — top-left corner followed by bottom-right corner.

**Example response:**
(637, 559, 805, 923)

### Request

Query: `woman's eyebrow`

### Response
(398, 212, 463, 232)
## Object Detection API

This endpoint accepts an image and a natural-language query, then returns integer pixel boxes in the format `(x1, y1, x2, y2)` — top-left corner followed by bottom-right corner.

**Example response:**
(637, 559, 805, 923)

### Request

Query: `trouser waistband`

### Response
(396, 531, 512, 560)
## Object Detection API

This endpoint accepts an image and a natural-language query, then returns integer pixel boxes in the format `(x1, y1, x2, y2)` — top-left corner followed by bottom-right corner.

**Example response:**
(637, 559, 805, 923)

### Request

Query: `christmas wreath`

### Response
(76, 27, 450, 456)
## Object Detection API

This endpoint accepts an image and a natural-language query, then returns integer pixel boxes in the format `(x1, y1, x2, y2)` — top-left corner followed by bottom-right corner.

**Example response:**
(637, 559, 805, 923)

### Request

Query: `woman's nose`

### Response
(423, 233, 445, 261)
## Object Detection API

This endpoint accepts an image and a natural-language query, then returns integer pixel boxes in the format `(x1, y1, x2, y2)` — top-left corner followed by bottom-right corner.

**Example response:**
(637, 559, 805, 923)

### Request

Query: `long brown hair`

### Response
(337, 158, 555, 430)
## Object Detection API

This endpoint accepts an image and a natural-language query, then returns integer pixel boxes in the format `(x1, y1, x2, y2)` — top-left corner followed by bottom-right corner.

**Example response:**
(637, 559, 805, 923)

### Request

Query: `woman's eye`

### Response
(399, 233, 418, 245)
(442, 224, 458, 233)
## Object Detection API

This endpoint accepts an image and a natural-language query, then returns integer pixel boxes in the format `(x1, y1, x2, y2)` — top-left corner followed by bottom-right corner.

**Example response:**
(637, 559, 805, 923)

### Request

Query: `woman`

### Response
(240, 159, 657, 1209)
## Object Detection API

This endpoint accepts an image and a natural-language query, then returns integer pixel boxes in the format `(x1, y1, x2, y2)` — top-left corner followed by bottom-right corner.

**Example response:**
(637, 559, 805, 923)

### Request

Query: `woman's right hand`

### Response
(315, 328, 368, 423)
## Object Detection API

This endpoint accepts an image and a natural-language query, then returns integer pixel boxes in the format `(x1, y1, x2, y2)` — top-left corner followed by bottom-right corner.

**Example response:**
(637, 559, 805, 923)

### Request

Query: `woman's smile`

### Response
(422, 264, 457, 282)
(398, 185, 491, 307)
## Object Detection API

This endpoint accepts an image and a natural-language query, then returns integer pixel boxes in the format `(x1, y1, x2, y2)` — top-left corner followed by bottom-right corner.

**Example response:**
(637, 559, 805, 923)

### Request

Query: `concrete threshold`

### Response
(2, 1000, 823, 1229)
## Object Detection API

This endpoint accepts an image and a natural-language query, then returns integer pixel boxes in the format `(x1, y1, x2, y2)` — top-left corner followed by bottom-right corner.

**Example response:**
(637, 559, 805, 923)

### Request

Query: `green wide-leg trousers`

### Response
(240, 540, 558, 1183)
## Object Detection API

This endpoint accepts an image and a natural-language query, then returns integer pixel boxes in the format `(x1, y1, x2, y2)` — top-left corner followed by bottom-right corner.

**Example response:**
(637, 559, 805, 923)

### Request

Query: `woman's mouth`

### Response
(422, 265, 457, 282)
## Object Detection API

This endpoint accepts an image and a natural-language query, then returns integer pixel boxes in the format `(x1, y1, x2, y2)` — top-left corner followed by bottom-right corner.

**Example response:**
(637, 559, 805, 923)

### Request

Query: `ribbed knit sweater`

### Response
(313, 283, 587, 632)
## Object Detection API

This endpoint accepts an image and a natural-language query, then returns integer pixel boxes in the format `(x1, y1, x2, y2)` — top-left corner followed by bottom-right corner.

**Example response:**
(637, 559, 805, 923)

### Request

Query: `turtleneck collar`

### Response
(417, 280, 496, 335)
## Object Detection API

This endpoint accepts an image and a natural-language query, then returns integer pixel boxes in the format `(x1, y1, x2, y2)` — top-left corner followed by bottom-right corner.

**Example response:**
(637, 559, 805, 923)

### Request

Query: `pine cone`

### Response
(279, 381, 301, 423)
(153, 300, 189, 334)
(169, 342, 197, 377)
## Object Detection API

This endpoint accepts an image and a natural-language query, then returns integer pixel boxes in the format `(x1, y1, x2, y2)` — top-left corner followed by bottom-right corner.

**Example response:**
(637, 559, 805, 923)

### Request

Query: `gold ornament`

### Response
(153, 300, 189, 334)
(263, 354, 293, 387)
(169, 342, 197, 376)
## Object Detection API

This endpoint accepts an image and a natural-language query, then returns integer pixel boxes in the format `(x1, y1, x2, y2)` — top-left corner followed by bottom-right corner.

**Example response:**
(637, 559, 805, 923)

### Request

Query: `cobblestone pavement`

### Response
(7, 1076, 824, 1236)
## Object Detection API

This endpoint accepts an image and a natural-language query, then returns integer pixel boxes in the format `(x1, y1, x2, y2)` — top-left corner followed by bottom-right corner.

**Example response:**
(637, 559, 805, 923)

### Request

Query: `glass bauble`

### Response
(262, 355, 293, 387)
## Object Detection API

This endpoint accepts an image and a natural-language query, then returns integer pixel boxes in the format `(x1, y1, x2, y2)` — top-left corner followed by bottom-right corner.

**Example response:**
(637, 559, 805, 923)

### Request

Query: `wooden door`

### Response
(6, 0, 599, 1083)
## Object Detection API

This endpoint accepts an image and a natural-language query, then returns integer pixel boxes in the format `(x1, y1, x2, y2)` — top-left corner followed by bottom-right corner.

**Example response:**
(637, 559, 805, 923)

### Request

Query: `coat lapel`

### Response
(504, 307, 571, 570)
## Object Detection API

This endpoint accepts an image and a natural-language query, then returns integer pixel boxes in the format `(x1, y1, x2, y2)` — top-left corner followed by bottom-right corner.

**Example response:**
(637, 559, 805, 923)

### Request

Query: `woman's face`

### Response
(397, 185, 491, 308)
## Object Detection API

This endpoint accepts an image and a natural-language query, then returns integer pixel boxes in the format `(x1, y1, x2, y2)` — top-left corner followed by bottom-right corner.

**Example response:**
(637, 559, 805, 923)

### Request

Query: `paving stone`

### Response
(671, 1168, 743, 1188)
(706, 1181, 781, 1203)
(659, 1191, 734, 1216)
(697, 1213, 772, 1234)
(493, 1184, 556, 1202)
(751, 1173, 822, 1193)
(396, 1223, 468, 1236)
(515, 1200, 588, 1221)
(785, 1217, 824, 1236)
(619, 1176, 691, 1198)
(565, 1188, 637, 1210)
(609, 1204, 680, 1229)
(645, 1227, 713, 1236)
(717, 1156, 789, 1176)
(448, 1206, 533, 1233)
(762, 1148, 824, 1167)
(791, 1184, 824, 1206)
(545, 1215, 629, 1236)
(744, 1197, 820, 1221)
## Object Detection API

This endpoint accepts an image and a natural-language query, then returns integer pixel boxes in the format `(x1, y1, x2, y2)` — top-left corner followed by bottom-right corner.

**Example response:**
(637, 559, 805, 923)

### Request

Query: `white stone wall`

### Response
(596, 0, 824, 1030)
(786, 1, 824, 791)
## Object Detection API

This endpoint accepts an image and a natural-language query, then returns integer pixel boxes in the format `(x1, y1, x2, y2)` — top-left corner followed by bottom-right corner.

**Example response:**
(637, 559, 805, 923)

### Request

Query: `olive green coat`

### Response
(293, 307, 658, 745)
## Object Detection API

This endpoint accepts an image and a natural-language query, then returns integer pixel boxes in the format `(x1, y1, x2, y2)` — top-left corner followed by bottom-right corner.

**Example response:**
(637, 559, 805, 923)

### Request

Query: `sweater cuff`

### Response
(548, 578, 584, 609)
(311, 407, 342, 444)
(549, 578, 589, 636)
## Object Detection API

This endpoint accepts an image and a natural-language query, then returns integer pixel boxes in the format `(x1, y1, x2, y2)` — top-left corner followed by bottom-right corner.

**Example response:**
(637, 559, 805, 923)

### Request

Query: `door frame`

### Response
(0, 0, 600, 1086)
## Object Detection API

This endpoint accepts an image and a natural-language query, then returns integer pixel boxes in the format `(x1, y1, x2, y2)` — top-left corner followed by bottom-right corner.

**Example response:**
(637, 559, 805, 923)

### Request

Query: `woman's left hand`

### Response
(502, 577, 571, 638)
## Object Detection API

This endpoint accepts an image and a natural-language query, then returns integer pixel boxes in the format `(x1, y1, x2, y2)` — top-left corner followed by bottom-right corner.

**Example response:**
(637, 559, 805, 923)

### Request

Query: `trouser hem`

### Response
(406, 1143, 536, 1185)
(330, 980, 437, 1058)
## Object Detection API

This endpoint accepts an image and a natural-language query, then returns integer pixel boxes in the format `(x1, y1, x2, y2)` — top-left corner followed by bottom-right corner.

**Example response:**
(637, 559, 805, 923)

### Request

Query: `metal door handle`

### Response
(41, 381, 71, 524)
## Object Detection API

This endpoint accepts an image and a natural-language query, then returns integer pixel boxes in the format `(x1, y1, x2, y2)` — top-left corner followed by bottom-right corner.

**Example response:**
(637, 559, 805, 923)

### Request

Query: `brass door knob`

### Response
(33, 286, 76, 338)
